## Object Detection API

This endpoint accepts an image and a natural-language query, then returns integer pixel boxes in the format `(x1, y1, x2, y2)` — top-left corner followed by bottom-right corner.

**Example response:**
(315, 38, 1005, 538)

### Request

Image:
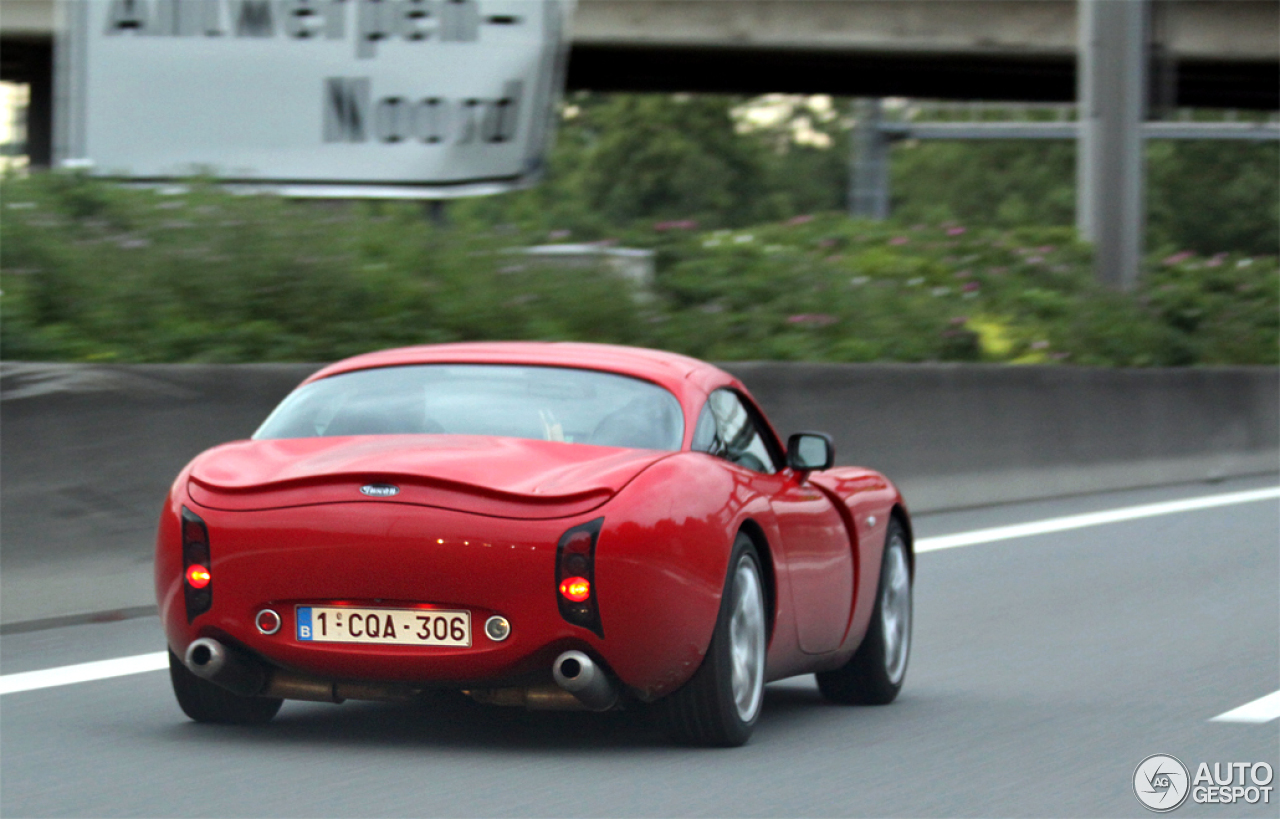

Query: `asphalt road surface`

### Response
(2, 477, 1277, 817)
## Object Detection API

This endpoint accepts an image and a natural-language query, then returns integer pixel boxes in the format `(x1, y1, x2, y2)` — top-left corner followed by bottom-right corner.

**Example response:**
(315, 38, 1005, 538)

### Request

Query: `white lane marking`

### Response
(916, 486, 1280, 553)
(0, 651, 168, 695)
(1, 486, 1277, 696)
(1211, 690, 1280, 724)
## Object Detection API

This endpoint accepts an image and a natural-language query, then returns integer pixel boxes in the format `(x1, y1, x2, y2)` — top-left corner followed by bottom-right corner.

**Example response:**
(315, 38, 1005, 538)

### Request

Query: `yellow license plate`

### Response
(296, 606, 471, 646)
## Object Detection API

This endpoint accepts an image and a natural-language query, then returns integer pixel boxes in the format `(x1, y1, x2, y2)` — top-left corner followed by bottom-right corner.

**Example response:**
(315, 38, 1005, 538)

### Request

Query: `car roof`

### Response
(301, 342, 739, 402)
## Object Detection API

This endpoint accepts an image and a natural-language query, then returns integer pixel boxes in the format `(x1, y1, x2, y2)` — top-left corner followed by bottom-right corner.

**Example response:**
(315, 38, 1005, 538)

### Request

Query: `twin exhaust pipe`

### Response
(185, 638, 619, 711)
(185, 638, 266, 697)
(551, 649, 618, 711)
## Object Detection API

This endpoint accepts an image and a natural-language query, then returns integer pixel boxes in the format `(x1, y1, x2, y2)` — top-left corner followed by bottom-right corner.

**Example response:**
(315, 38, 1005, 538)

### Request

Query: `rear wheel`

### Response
(816, 518, 911, 705)
(658, 534, 767, 746)
(168, 650, 282, 725)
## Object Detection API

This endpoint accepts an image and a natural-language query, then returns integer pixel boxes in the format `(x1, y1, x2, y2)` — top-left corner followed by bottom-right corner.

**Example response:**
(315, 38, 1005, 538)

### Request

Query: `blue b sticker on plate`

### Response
(296, 606, 313, 640)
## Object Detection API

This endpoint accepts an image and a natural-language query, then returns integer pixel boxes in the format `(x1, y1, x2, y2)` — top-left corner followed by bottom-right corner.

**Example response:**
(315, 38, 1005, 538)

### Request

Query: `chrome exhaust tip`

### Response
(184, 637, 266, 697)
(184, 637, 227, 677)
(552, 650, 618, 711)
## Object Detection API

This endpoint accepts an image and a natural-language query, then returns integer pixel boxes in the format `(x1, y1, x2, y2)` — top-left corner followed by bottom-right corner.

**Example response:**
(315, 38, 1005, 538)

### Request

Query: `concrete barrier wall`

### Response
(724, 363, 1279, 511)
(2, 361, 1275, 622)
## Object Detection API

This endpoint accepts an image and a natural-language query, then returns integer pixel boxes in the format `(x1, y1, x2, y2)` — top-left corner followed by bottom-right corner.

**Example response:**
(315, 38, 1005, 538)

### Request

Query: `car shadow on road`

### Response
(152, 680, 856, 752)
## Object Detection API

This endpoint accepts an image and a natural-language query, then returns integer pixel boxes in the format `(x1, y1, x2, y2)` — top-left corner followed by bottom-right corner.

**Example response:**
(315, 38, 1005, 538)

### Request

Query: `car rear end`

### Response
(156, 454, 635, 710)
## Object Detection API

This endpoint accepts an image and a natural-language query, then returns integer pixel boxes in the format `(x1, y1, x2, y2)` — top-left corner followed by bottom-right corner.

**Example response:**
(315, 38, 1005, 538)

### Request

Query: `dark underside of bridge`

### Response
(565, 45, 1280, 110)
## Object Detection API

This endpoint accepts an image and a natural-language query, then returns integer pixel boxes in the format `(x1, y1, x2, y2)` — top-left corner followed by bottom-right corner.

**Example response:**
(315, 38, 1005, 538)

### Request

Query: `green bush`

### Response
(2, 173, 1275, 366)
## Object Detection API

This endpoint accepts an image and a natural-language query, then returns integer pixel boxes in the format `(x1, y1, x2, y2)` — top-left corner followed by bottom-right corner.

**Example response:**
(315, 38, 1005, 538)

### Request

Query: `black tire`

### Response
(816, 518, 912, 705)
(657, 534, 768, 747)
(168, 650, 283, 725)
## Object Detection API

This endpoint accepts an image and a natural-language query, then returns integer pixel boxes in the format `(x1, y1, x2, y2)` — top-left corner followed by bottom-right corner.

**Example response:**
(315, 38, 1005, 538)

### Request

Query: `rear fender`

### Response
(808, 468, 905, 652)
(593, 454, 780, 700)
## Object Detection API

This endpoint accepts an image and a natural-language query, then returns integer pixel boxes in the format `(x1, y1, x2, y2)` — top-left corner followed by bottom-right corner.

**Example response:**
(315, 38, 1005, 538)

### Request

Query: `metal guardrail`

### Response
(878, 120, 1280, 141)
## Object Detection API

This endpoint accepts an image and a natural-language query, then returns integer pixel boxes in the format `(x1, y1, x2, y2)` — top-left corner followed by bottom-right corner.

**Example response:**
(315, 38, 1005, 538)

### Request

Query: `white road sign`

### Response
(55, 0, 573, 197)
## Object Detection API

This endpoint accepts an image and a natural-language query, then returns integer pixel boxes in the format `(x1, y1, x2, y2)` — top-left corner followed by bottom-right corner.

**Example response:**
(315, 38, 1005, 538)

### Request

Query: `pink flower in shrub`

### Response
(786, 215, 815, 226)
(946, 226, 967, 236)
(961, 282, 981, 292)
(653, 220, 698, 232)
(889, 236, 909, 246)
(1163, 251, 1194, 266)
(787, 313, 838, 327)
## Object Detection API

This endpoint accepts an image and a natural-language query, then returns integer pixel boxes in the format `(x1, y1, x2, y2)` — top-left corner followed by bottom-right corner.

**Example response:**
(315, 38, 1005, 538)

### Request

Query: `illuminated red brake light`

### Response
(185, 564, 211, 589)
(559, 576, 591, 603)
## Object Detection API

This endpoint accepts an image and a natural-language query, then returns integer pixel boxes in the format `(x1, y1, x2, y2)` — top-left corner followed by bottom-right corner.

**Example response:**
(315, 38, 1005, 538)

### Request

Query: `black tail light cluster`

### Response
(555, 517, 604, 638)
(181, 507, 213, 623)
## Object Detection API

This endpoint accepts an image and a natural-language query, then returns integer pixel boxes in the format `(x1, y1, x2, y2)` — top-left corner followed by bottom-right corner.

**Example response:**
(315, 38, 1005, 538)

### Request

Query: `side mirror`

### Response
(786, 432, 835, 472)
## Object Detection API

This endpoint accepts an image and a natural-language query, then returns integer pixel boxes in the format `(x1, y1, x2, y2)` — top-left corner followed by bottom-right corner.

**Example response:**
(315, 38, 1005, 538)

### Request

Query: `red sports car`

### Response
(157, 342, 913, 746)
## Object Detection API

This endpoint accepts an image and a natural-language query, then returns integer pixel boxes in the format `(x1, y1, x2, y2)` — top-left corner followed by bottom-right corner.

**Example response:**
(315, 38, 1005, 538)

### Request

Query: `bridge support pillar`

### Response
(849, 98, 890, 220)
(1077, 0, 1149, 291)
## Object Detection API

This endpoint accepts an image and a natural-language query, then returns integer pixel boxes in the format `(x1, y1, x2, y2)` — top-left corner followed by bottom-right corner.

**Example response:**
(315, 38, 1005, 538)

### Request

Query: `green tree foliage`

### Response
(454, 92, 853, 235)
(454, 93, 782, 234)
(577, 95, 773, 226)
(459, 94, 1277, 257)
(890, 136, 1278, 256)
(891, 141, 1077, 229)
(746, 96, 851, 218)
(1146, 140, 1280, 255)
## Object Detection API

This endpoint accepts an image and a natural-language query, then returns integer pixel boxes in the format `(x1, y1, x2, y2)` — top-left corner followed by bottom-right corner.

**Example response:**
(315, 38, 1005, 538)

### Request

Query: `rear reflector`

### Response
(255, 608, 281, 635)
(484, 615, 511, 642)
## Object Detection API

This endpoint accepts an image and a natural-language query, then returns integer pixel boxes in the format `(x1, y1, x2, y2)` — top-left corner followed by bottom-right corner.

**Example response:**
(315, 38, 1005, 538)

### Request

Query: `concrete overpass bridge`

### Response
(567, 0, 1278, 108)
(4, 0, 1278, 112)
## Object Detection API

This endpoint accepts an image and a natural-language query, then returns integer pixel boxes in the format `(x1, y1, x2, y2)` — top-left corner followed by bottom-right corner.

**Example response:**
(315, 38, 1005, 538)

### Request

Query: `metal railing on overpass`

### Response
(876, 120, 1280, 142)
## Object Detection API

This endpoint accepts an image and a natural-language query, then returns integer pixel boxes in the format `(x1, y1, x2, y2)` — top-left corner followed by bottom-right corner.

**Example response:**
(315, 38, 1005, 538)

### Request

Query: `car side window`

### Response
(692, 389, 778, 474)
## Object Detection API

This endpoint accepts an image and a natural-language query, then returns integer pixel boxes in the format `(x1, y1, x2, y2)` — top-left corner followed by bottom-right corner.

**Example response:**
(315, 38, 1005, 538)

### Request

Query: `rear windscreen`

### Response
(253, 364, 684, 452)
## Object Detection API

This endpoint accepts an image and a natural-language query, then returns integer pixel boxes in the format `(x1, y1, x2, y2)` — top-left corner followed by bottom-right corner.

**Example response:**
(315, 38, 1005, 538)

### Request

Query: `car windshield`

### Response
(253, 364, 684, 451)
